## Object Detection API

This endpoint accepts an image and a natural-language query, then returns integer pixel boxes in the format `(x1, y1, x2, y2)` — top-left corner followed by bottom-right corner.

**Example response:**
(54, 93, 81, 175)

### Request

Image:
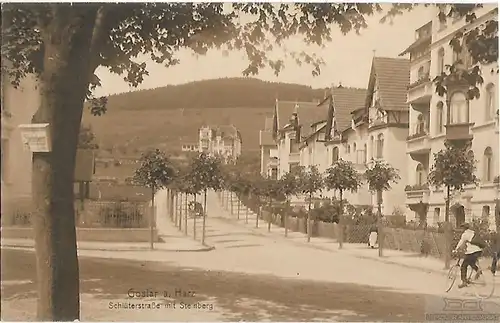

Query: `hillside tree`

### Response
(2, 3, 494, 320)
(133, 149, 176, 249)
(325, 159, 363, 248)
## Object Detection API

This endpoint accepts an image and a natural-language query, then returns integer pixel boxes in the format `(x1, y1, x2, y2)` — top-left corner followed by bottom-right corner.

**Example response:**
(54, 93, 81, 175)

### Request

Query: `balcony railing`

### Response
(445, 123, 473, 141)
(405, 184, 430, 205)
(407, 76, 432, 104)
(408, 74, 430, 90)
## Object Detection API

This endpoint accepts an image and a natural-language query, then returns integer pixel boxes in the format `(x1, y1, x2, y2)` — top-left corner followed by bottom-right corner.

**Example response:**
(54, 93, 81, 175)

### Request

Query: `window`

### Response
(436, 101, 444, 133)
(289, 138, 299, 153)
(485, 83, 495, 121)
(416, 114, 426, 134)
(418, 66, 425, 80)
(370, 136, 374, 159)
(482, 205, 491, 219)
(449, 92, 468, 124)
(437, 48, 445, 74)
(271, 168, 278, 180)
(376, 134, 384, 159)
(332, 147, 339, 164)
(484, 147, 493, 182)
(346, 144, 350, 154)
(452, 50, 459, 64)
(434, 208, 441, 224)
(353, 142, 357, 162)
(416, 164, 425, 186)
(363, 143, 367, 163)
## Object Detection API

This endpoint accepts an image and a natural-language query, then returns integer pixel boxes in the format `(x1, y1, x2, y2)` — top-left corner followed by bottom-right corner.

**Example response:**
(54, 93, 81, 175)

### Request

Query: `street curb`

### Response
(1, 244, 215, 253)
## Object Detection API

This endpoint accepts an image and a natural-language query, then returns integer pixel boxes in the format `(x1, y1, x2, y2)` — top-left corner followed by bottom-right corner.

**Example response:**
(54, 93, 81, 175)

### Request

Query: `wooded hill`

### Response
(83, 77, 326, 154)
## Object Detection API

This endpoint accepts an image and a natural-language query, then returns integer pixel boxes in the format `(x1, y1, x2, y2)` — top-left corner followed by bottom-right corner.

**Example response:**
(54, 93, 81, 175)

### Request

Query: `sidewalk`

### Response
(213, 191, 495, 277)
(2, 215, 213, 252)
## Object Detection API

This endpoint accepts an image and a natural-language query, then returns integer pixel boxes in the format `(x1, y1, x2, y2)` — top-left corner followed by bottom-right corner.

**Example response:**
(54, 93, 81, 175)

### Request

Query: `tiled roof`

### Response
(276, 101, 320, 129)
(329, 87, 367, 132)
(371, 57, 410, 111)
(274, 100, 327, 138)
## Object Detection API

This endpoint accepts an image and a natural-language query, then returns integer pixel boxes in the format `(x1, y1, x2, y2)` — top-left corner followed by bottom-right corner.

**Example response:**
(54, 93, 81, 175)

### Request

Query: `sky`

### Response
(94, 4, 434, 97)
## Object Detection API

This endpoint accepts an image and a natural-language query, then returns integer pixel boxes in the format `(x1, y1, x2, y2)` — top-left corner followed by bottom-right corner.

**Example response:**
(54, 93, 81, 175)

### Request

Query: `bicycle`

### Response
(445, 252, 495, 299)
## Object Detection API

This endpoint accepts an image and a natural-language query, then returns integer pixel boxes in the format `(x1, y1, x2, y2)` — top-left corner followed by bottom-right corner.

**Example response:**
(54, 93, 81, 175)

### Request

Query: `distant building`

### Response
(181, 142, 199, 152)
(198, 124, 242, 163)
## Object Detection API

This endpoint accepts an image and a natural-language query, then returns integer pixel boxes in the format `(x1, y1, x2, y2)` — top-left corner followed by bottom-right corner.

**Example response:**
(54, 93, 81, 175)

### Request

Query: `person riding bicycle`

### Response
(452, 222, 484, 288)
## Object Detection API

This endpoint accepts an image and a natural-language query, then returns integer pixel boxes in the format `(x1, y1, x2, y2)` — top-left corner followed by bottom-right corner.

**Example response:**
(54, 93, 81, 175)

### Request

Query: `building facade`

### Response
(198, 124, 242, 163)
(1, 73, 40, 209)
(402, 6, 499, 228)
(261, 58, 412, 215)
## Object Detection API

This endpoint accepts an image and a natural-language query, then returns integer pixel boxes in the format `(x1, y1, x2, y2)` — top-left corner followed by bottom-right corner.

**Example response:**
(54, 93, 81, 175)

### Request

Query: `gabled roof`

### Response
(366, 57, 410, 112)
(274, 100, 327, 137)
(330, 87, 367, 132)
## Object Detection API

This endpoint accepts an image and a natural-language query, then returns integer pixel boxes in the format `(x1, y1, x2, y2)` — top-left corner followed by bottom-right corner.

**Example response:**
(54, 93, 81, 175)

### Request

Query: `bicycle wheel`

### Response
(472, 270, 495, 299)
(445, 265, 460, 293)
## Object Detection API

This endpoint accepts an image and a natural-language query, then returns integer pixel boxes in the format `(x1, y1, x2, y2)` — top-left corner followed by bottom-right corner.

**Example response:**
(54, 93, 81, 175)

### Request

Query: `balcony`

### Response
(407, 75, 432, 104)
(407, 121, 430, 159)
(289, 152, 300, 164)
(445, 123, 473, 142)
(405, 184, 430, 205)
(268, 157, 278, 167)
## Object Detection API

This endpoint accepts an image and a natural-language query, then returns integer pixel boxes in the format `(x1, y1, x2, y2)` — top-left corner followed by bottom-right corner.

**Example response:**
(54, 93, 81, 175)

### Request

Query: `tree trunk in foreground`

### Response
(32, 10, 99, 320)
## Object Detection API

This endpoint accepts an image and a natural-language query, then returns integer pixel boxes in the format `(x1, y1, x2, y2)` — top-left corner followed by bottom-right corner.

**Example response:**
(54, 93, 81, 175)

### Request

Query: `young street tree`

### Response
(133, 149, 176, 250)
(259, 176, 283, 232)
(325, 159, 363, 248)
(428, 141, 478, 223)
(278, 169, 302, 237)
(298, 166, 324, 243)
(365, 159, 400, 256)
(2, 3, 493, 320)
(187, 153, 224, 245)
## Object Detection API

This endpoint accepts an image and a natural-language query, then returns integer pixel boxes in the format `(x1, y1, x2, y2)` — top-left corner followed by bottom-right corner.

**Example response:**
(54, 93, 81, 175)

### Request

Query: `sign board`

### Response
(74, 149, 95, 182)
(19, 123, 51, 152)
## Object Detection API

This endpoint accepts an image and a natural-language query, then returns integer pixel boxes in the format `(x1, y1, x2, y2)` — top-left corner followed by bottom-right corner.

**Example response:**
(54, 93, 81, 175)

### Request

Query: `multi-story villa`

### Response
(180, 142, 199, 152)
(198, 124, 242, 163)
(259, 115, 279, 178)
(1, 73, 40, 210)
(270, 100, 326, 178)
(299, 86, 369, 205)
(401, 5, 499, 228)
(262, 57, 411, 214)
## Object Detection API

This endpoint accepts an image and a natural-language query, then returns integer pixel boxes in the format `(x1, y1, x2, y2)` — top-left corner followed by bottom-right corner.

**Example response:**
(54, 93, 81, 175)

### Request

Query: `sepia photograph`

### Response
(1, 1, 500, 322)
